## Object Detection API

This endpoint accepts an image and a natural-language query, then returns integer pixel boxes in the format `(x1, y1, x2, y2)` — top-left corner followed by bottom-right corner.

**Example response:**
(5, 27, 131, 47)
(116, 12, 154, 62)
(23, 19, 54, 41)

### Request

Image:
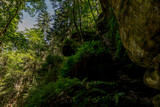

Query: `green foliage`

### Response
(3, 32, 29, 51)
(24, 0, 47, 17)
(63, 38, 78, 49)
(104, 8, 125, 59)
(0, 0, 128, 106)
(0, 0, 47, 45)
(114, 92, 125, 105)
(62, 38, 79, 56)
(45, 54, 63, 65)
(25, 76, 121, 107)
(0, 50, 37, 106)
(115, 30, 124, 58)
(37, 54, 63, 82)
(50, 0, 102, 42)
(59, 40, 108, 77)
(0, 22, 49, 106)
(76, 40, 107, 56)
(25, 78, 80, 107)
(72, 80, 116, 107)
(35, 10, 52, 33)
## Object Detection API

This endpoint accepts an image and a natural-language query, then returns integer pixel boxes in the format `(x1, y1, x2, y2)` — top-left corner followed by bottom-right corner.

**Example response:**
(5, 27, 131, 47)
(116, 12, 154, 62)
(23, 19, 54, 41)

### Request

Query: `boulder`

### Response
(100, 0, 160, 67)
(100, 0, 160, 89)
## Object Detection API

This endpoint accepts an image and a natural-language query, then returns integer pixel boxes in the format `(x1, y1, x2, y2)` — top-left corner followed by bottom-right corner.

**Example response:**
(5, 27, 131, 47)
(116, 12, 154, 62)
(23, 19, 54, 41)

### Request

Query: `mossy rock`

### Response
(153, 94, 160, 107)
(100, 0, 160, 68)
(144, 70, 160, 90)
(100, 0, 160, 89)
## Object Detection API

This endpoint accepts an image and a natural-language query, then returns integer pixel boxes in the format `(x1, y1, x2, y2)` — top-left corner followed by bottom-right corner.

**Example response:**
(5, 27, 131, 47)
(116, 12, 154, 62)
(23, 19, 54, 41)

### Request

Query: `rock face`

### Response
(100, 0, 160, 89)
(100, 0, 160, 68)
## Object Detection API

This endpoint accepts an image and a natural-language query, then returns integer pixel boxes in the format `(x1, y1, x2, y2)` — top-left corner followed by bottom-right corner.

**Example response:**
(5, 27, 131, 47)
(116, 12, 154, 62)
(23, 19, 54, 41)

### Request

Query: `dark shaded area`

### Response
(55, 53, 159, 106)
(39, 61, 159, 106)
(71, 31, 99, 42)
(68, 53, 117, 81)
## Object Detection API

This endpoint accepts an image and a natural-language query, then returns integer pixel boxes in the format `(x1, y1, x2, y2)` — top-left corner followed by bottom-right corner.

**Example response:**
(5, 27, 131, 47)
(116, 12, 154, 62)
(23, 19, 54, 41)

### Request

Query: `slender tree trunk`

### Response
(87, 0, 97, 27)
(73, 0, 80, 35)
(51, 36, 54, 55)
(87, 0, 100, 34)
(0, 0, 22, 47)
(77, 0, 83, 42)
(87, 0, 104, 43)
(77, 0, 82, 32)
(94, 0, 100, 16)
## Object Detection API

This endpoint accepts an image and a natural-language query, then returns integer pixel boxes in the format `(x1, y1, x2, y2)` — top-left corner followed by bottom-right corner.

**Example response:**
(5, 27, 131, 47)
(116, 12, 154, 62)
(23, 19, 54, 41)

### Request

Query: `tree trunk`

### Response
(73, 0, 80, 35)
(77, 0, 83, 42)
(87, 0, 102, 41)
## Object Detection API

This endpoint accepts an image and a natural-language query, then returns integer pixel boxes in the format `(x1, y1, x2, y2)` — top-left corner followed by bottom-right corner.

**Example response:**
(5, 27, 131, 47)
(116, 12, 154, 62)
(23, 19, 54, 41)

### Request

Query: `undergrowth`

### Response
(59, 40, 109, 77)
(25, 77, 124, 107)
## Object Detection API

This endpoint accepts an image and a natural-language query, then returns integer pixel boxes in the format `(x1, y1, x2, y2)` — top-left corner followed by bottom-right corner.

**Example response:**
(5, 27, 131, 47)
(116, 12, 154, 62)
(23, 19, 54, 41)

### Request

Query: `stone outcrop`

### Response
(100, 0, 160, 89)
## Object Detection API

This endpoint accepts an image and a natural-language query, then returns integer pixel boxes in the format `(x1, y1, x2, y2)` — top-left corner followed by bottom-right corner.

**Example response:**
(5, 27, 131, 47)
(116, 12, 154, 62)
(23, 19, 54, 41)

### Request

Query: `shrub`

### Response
(24, 78, 80, 107)
(59, 40, 108, 77)
(72, 80, 117, 107)
(37, 55, 63, 82)
(62, 38, 78, 56)
(25, 78, 120, 107)
(103, 8, 126, 59)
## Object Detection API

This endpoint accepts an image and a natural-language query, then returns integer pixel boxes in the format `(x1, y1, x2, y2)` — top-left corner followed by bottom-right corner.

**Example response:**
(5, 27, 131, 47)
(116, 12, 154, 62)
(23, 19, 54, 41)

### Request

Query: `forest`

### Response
(0, 0, 160, 106)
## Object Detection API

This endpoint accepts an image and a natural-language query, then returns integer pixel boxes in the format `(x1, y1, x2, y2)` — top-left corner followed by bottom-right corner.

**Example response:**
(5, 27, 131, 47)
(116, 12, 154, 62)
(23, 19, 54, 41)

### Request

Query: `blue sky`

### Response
(18, 0, 54, 31)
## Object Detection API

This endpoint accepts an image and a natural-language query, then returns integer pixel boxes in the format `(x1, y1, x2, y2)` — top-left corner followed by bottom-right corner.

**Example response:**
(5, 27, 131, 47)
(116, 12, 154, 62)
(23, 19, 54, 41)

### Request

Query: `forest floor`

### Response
(111, 61, 159, 107)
